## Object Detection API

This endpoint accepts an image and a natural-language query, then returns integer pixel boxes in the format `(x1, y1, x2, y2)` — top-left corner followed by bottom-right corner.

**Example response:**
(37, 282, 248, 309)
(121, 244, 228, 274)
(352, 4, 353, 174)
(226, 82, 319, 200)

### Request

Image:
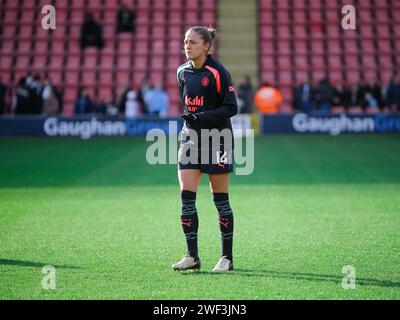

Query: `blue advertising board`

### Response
(0, 116, 184, 138)
(261, 113, 400, 135)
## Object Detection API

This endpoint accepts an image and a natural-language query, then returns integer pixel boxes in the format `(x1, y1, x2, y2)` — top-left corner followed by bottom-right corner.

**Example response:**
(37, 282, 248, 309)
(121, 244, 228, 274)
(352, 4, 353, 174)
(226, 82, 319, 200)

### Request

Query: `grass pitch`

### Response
(0, 134, 399, 299)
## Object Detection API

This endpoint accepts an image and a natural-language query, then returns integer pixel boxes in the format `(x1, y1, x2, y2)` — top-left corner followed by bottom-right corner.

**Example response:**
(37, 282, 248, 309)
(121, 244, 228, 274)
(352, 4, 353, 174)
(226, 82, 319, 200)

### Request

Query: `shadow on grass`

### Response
(179, 268, 400, 289)
(0, 259, 82, 269)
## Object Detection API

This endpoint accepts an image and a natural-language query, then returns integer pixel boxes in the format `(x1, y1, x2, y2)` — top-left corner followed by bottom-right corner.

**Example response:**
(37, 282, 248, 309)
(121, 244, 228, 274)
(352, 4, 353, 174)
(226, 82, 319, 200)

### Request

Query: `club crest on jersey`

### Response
(201, 77, 209, 87)
(185, 95, 204, 107)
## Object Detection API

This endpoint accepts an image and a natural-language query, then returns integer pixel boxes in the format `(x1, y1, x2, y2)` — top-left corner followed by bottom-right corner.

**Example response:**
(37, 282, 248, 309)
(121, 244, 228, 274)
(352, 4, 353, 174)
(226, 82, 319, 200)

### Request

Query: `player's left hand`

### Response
(182, 112, 205, 125)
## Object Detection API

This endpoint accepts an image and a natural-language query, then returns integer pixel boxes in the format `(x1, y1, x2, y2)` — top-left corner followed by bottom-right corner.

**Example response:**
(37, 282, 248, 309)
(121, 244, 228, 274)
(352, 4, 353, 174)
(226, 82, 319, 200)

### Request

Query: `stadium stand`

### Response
(0, 0, 217, 116)
(258, 0, 400, 112)
(1, 0, 399, 115)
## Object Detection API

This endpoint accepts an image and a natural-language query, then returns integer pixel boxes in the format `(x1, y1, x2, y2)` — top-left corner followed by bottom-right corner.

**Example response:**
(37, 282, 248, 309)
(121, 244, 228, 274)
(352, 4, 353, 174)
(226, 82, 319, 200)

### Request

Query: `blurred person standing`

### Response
(293, 78, 313, 112)
(117, 4, 136, 33)
(237, 75, 254, 113)
(314, 79, 334, 112)
(0, 76, 7, 114)
(137, 75, 151, 114)
(74, 88, 94, 115)
(144, 84, 169, 117)
(12, 78, 31, 114)
(41, 80, 60, 115)
(116, 84, 130, 114)
(125, 90, 140, 118)
(80, 12, 104, 49)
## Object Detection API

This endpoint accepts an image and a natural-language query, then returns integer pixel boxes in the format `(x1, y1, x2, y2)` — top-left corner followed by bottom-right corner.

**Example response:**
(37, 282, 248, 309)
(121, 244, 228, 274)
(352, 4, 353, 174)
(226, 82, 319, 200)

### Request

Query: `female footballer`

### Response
(172, 26, 238, 272)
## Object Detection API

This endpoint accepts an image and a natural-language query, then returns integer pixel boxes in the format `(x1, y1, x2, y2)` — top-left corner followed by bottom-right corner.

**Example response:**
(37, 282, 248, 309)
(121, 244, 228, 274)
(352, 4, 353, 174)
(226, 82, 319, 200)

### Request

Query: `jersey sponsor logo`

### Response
(201, 77, 209, 87)
(229, 86, 235, 92)
(185, 95, 204, 107)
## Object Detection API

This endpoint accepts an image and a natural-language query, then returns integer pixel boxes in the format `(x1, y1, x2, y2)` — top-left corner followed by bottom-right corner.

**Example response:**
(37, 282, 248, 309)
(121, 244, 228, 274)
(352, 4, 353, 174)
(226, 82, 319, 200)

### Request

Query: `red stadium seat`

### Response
(100, 54, 114, 70)
(83, 55, 98, 70)
(329, 70, 343, 84)
(18, 25, 34, 40)
(151, 39, 165, 55)
(104, 0, 119, 9)
(201, 11, 216, 26)
(186, 0, 198, 10)
(294, 55, 308, 70)
(48, 55, 65, 70)
(82, 71, 96, 86)
(184, 10, 198, 24)
(66, 55, 81, 70)
(15, 55, 30, 70)
(276, 0, 290, 9)
(278, 55, 292, 70)
(153, 11, 166, 24)
(311, 55, 325, 70)
(114, 70, 130, 87)
(117, 55, 131, 69)
(202, 0, 216, 10)
(32, 56, 47, 69)
(137, 0, 151, 9)
(98, 70, 113, 86)
(328, 55, 342, 69)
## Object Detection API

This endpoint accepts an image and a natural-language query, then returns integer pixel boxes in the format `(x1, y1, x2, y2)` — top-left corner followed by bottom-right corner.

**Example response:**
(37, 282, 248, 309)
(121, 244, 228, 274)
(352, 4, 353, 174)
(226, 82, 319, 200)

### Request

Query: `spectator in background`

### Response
(350, 83, 360, 107)
(367, 80, 383, 110)
(137, 75, 151, 114)
(314, 79, 334, 112)
(0, 76, 7, 114)
(125, 90, 140, 118)
(30, 74, 43, 114)
(237, 75, 254, 113)
(356, 82, 367, 108)
(293, 78, 313, 112)
(80, 12, 104, 49)
(74, 88, 94, 114)
(98, 97, 118, 116)
(115, 84, 130, 114)
(117, 4, 136, 33)
(364, 92, 378, 109)
(41, 79, 59, 115)
(12, 77, 31, 114)
(341, 84, 352, 110)
(384, 76, 400, 111)
(54, 84, 63, 114)
(332, 84, 345, 107)
(235, 91, 245, 114)
(144, 84, 169, 117)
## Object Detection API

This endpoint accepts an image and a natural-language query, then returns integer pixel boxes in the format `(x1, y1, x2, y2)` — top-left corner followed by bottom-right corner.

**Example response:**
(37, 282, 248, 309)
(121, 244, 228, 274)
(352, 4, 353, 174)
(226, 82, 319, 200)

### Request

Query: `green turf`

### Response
(0, 135, 399, 299)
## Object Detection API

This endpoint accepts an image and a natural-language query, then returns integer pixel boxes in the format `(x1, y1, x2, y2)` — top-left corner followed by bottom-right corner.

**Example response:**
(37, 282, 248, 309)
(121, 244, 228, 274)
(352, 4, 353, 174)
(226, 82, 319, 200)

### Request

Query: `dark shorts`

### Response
(177, 146, 234, 174)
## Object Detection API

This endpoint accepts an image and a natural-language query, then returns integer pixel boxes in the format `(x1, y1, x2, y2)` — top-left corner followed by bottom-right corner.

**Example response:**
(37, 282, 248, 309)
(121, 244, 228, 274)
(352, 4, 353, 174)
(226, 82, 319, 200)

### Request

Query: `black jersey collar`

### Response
(189, 54, 213, 72)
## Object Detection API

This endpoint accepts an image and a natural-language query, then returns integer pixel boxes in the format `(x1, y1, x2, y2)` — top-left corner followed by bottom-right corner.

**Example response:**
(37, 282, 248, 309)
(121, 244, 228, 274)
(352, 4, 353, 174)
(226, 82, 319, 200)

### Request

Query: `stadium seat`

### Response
(15, 55, 30, 70)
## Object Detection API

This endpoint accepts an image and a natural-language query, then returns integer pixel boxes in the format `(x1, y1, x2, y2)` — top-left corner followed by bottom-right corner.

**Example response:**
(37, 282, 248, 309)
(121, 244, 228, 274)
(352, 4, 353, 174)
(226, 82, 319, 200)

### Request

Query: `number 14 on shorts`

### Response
(216, 151, 228, 164)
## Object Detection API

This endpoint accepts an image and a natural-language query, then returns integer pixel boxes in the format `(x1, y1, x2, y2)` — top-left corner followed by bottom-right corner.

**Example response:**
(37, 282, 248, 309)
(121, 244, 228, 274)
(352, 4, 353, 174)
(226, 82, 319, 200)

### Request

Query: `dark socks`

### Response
(213, 192, 234, 261)
(180, 190, 199, 258)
